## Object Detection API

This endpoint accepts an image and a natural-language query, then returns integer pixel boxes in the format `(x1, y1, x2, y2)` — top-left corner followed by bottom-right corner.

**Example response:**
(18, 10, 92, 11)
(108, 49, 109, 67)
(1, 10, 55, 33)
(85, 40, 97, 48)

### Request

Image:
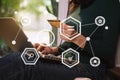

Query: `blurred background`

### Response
(0, 0, 59, 57)
(0, 0, 120, 79)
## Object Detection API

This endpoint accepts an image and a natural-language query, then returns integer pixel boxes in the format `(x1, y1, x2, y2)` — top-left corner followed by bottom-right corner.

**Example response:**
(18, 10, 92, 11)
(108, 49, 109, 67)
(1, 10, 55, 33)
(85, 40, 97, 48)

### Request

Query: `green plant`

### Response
(0, 38, 11, 56)
(22, 0, 58, 17)
(0, 0, 21, 56)
(21, 0, 45, 17)
(0, 0, 21, 17)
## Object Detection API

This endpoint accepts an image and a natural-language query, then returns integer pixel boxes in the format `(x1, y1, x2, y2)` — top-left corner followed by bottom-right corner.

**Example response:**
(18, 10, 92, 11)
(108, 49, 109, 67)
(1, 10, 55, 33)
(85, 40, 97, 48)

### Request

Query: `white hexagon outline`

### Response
(62, 48, 80, 68)
(62, 19, 79, 37)
(60, 16, 81, 40)
(62, 21, 78, 38)
(65, 19, 79, 33)
(63, 50, 79, 66)
(21, 48, 40, 65)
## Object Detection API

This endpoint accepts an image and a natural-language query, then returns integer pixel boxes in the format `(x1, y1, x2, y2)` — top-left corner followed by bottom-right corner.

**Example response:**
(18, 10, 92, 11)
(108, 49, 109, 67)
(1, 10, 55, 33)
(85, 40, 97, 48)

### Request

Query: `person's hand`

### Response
(60, 24, 86, 48)
(60, 23, 76, 39)
(33, 43, 58, 55)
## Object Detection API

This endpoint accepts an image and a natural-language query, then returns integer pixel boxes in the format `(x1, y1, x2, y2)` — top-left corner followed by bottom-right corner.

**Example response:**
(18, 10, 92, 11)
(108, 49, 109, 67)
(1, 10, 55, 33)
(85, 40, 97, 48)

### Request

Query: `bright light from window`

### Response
(56, 0, 59, 2)
(20, 0, 28, 8)
(24, 31, 50, 45)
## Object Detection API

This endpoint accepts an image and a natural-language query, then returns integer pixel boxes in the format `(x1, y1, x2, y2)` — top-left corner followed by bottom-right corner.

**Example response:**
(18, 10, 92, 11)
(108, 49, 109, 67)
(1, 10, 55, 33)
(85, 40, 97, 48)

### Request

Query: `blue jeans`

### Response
(0, 52, 106, 80)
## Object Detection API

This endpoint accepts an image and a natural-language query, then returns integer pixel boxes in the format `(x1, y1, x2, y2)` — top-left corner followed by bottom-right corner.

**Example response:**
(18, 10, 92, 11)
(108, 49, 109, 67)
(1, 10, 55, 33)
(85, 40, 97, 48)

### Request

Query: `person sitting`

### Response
(0, 0, 107, 80)
(0, 22, 106, 80)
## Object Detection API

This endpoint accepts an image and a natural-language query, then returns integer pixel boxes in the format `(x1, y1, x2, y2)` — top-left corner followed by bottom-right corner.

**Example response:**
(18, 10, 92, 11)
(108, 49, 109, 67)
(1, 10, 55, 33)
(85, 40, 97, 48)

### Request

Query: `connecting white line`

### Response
(58, 46, 66, 51)
(55, 22, 101, 59)
(89, 26, 99, 37)
(75, 40, 86, 51)
(88, 41, 95, 57)
(12, 28, 21, 45)
(81, 23, 95, 27)
(14, 28, 21, 41)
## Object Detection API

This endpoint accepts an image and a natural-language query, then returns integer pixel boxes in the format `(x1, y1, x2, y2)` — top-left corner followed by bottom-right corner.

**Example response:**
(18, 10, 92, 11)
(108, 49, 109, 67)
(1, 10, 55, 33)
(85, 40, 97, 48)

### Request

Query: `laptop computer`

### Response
(0, 17, 76, 62)
(0, 17, 33, 52)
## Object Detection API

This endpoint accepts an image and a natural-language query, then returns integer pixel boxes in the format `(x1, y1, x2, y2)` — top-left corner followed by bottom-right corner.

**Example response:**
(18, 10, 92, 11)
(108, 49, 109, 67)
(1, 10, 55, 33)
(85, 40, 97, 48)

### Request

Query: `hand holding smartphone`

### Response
(48, 20, 60, 28)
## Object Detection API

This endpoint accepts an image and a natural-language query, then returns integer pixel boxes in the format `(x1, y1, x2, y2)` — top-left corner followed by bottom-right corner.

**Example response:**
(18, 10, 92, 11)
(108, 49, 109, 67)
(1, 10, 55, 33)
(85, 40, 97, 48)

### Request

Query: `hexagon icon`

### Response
(62, 48, 80, 68)
(21, 48, 40, 65)
(60, 16, 81, 40)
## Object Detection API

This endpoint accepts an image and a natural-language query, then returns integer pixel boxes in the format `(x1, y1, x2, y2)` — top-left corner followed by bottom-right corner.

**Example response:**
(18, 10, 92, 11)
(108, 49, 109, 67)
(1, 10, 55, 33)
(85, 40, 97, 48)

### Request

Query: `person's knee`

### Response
(74, 77, 91, 80)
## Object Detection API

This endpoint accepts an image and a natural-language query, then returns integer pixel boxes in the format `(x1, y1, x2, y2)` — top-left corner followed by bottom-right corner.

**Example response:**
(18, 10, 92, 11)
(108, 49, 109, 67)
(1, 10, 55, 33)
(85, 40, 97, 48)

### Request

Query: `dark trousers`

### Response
(0, 53, 106, 80)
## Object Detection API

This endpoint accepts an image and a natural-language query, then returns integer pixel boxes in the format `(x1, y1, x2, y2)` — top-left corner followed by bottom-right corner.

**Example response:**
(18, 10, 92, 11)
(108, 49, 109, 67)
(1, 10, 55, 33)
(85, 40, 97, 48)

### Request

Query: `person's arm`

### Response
(60, 24, 86, 49)
(33, 43, 58, 55)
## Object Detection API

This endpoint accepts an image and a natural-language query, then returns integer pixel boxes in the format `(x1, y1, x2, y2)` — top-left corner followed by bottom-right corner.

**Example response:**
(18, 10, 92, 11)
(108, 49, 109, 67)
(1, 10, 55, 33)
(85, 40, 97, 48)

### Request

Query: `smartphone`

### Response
(48, 20, 60, 28)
